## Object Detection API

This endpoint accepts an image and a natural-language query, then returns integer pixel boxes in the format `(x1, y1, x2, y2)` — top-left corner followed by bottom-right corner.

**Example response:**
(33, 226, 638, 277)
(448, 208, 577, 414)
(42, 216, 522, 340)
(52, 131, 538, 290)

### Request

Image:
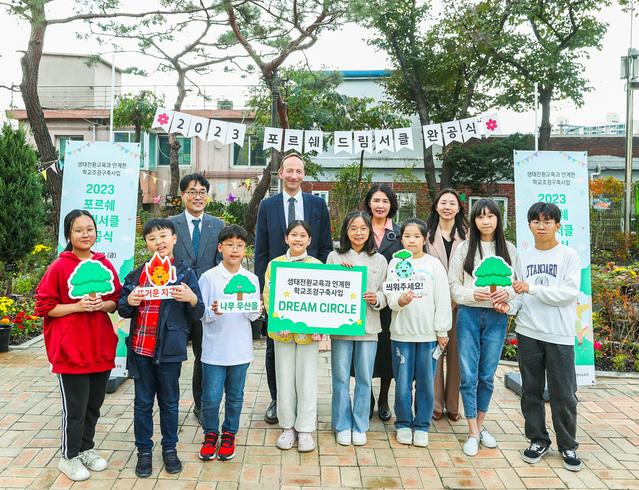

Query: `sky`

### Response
(0, 2, 633, 134)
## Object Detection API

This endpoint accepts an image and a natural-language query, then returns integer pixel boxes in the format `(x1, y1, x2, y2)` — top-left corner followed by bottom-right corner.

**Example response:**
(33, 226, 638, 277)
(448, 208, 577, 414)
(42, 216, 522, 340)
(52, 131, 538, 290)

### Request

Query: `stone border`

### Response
(9, 333, 44, 350)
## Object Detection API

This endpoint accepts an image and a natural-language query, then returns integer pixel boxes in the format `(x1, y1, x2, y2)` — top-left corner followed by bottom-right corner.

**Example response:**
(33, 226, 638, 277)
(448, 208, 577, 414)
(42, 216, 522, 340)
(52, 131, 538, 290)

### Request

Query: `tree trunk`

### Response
(356, 150, 365, 203)
(237, 292, 243, 301)
(538, 87, 553, 151)
(5, 275, 12, 297)
(169, 68, 187, 196)
(19, 3, 62, 231)
(440, 147, 453, 190)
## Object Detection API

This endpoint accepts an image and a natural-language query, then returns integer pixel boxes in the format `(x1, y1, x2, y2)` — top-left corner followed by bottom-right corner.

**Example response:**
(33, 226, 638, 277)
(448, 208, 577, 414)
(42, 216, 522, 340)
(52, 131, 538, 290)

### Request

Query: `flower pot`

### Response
(0, 325, 11, 353)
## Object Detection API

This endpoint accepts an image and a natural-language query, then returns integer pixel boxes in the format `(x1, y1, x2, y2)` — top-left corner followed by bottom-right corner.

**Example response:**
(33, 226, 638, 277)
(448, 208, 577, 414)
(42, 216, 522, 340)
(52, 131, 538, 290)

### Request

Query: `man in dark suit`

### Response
(254, 153, 333, 423)
(169, 173, 225, 424)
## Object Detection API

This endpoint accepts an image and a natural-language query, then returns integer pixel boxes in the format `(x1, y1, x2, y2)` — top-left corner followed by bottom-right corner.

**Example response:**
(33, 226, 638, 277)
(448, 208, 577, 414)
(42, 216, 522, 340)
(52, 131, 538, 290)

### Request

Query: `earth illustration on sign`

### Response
(393, 249, 414, 278)
(67, 259, 115, 299)
(473, 256, 513, 293)
(144, 252, 177, 286)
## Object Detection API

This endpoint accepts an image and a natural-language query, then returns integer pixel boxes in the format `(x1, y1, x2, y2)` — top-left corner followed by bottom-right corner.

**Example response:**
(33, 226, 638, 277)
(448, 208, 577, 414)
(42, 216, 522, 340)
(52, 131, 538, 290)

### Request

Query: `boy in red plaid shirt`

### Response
(119, 219, 204, 478)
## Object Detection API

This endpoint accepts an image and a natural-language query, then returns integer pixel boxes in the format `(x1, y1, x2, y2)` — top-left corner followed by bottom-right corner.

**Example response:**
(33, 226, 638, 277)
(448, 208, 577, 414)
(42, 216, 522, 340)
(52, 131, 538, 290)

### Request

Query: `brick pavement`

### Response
(1, 337, 639, 489)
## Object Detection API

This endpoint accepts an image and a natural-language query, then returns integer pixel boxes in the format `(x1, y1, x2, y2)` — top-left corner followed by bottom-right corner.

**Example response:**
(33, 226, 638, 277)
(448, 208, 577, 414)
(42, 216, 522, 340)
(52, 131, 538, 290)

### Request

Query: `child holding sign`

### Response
(119, 218, 204, 477)
(448, 198, 518, 457)
(197, 225, 261, 462)
(263, 220, 324, 453)
(385, 218, 452, 447)
(36, 210, 122, 482)
(327, 211, 387, 446)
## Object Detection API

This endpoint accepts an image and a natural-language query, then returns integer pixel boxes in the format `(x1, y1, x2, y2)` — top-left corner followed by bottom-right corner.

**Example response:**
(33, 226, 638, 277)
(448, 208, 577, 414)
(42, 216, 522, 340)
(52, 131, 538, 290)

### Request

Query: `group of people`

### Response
(35, 153, 584, 482)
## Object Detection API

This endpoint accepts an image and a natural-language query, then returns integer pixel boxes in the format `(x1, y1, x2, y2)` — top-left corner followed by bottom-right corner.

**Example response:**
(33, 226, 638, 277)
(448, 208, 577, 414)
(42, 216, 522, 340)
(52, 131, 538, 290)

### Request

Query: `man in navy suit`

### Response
(169, 173, 225, 424)
(254, 153, 333, 423)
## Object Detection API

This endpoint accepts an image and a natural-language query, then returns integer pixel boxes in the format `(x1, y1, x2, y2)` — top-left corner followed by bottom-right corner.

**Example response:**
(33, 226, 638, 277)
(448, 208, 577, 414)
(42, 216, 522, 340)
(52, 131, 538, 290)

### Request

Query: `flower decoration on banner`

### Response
(158, 113, 170, 126)
(486, 119, 497, 131)
(227, 193, 237, 202)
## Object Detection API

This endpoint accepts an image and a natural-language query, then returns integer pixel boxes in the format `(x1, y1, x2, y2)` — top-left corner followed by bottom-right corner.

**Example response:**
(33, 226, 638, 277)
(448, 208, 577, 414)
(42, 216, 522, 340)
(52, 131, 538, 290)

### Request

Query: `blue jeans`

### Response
(456, 305, 508, 419)
(331, 339, 377, 434)
(201, 362, 249, 436)
(391, 340, 438, 431)
(133, 353, 182, 453)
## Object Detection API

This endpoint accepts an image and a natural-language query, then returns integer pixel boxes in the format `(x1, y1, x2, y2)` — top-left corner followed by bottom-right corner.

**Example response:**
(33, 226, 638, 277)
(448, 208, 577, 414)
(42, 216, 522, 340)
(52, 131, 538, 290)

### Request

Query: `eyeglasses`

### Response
(146, 233, 173, 244)
(185, 190, 208, 198)
(72, 228, 96, 236)
(530, 220, 556, 228)
(348, 227, 370, 233)
(221, 243, 246, 251)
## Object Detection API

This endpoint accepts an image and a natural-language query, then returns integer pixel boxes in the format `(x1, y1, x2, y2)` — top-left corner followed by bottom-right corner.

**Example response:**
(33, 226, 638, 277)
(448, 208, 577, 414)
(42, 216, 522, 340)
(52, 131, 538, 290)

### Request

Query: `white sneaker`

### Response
(413, 430, 429, 447)
(276, 429, 297, 450)
(297, 432, 315, 452)
(463, 435, 479, 456)
(396, 428, 412, 445)
(479, 427, 497, 448)
(78, 449, 107, 471)
(336, 429, 352, 446)
(58, 456, 90, 481)
(352, 432, 367, 446)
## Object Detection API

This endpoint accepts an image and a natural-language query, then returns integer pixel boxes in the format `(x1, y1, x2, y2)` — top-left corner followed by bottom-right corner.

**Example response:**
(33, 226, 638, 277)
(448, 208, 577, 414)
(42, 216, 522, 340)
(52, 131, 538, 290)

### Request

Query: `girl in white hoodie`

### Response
(386, 218, 452, 448)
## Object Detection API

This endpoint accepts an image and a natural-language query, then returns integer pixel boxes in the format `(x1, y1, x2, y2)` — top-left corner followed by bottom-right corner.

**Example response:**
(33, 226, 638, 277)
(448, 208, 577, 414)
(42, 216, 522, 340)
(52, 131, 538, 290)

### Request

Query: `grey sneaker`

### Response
(78, 449, 107, 471)
(58, 456, 90, 481)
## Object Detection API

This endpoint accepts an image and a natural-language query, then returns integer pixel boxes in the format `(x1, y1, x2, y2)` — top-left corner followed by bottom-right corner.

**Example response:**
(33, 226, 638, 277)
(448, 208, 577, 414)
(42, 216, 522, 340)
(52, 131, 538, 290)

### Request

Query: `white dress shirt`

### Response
(282, 190, 304, 225)
(185, 210, 203, 240)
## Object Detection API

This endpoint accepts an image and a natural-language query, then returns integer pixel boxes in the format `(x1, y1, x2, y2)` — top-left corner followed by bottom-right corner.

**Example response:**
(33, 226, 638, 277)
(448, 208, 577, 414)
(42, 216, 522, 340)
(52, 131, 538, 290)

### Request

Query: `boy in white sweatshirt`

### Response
(511, 202, 582, 472)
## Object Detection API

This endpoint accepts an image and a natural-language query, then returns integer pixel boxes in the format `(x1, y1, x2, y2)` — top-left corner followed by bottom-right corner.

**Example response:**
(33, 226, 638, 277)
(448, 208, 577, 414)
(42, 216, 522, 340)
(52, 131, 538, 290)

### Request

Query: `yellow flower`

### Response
(0, 318, 9, 324)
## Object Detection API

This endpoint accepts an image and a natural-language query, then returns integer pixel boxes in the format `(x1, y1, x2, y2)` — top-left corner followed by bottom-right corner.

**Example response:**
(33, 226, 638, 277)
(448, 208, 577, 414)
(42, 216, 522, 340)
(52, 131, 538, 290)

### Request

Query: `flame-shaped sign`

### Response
(144, 252, 177, 286)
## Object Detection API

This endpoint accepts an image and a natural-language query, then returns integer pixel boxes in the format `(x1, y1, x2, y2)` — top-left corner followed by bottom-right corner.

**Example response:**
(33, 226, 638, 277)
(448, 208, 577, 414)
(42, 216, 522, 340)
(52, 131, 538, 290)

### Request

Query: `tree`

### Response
(223, 274, 256, 301)
(2, 0, 212, 229)
(360, 0, 512, 194)
(113, 91, 164, 143)
(244, 66, 409, 235)
(68, 260, 115, 298)
(0, 123, 44, 296)
(445, 133, 534, 197)
(91, 3, 244, 195)
(225, 1, 350, 235)
(487, 0, 610, 149)
(474, 256, 513, 292)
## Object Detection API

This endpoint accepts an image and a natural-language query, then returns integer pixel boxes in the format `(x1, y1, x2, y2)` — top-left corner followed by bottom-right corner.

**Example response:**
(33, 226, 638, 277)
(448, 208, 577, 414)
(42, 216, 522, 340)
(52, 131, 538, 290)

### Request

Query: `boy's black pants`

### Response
(58, 370, 111, 459)
(517, 333, 578, 452)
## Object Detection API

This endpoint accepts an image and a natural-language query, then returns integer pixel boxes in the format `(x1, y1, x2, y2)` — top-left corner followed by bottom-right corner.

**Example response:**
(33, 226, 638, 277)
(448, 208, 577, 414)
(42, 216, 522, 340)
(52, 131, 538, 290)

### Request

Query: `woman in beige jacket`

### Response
(425, 188, 469, 422)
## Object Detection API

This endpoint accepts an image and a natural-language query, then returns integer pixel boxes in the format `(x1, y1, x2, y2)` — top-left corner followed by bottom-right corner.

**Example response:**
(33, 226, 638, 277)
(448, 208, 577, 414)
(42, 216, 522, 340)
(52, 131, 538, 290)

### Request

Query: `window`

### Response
(396, 193, 416, 223)
(232, 136, 266, 167)
(115, 131, 146, 168)
(468, 196, 509, 227)
(57, 136, 83, 161)
(312, 190, 329, 204)
(157, 134, 191, 166)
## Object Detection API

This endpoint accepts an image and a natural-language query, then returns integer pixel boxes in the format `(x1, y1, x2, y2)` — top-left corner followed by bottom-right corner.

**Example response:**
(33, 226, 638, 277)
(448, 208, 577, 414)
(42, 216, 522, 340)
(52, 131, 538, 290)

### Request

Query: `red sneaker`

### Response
(199, 432, 219, 461)
(217, 432, 235, 461)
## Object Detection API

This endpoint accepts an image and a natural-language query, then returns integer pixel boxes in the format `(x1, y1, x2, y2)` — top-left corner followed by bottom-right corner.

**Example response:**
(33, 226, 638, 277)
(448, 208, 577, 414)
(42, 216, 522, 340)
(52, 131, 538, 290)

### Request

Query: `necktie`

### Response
(192, 218, 201, 257)
(288, 197, 296, 225)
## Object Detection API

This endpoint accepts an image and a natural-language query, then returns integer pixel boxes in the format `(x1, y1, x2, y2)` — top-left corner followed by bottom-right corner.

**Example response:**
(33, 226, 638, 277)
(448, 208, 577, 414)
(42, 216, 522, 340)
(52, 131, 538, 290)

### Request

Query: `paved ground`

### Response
(2, 337, 639, 489)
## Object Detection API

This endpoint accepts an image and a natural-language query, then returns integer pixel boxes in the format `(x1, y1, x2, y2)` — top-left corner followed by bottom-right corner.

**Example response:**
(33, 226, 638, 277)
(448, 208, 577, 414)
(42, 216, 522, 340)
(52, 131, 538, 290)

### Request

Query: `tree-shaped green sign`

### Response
(223, 274, 256, 301)
(67, 260, 115, 299)
(474, 256, 513, 292)
(393, 249, 413, 278)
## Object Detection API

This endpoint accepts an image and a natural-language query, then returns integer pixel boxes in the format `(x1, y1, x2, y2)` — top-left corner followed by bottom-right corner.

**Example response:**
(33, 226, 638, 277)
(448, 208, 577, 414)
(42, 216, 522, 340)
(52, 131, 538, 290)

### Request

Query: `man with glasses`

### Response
(170, 173, 225, 424)
(254, 153, 333, 424)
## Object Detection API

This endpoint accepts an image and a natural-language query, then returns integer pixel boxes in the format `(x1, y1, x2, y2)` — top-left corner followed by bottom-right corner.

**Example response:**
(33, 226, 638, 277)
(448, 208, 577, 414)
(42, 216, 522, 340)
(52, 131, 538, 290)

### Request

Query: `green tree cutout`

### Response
(68, 260, 115, 299)
(223, 275, 256, 301)
(474, 256, 513, 293)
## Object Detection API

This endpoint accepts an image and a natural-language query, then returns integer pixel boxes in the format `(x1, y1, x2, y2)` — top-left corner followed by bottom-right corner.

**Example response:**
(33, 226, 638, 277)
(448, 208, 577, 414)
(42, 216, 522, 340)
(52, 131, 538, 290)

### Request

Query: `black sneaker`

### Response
(522, 443, 549, 464)
(135, 452, 152, 478)
(561, 449, 582, 471)
(162, 450, 182, 474)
